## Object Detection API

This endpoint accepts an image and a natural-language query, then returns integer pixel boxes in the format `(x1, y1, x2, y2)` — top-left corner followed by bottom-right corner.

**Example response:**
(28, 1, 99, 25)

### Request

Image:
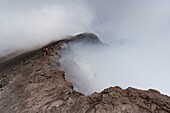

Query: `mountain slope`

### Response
(0, 33, 170, 113)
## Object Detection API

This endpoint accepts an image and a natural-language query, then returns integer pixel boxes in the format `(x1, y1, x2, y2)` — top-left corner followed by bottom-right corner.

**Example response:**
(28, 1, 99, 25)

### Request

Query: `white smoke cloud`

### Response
(60, 39, 170, 95)
(59, 0, 170, 96)
(0, 0, 93, 56)
(1, 0, 170, 96)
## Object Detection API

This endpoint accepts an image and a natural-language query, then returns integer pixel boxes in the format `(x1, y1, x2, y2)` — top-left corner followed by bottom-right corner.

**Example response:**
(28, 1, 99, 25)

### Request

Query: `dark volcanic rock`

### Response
(71, 33, 103, 44)
(0, 33, 170, 113)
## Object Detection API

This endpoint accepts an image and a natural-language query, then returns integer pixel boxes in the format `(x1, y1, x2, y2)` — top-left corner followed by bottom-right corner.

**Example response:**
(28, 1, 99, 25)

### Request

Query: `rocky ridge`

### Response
(0, 33, 170, 113)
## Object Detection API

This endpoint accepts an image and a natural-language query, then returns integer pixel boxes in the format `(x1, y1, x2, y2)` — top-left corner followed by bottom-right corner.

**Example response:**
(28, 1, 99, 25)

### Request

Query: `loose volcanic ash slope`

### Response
(0, 33, 170, 113)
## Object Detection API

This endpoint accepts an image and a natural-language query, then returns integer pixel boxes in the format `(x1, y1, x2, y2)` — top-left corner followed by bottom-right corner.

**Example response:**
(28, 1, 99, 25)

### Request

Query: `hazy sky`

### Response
(1, 0, 170, 49)
(0, 0, 93, 55)
(1, 0, 170, 53)
(1, 0, 170, 95)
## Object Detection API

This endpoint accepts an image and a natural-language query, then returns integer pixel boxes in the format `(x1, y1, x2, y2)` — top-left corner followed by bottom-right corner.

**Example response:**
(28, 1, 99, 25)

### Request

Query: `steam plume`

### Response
(1, 0, 170, 96)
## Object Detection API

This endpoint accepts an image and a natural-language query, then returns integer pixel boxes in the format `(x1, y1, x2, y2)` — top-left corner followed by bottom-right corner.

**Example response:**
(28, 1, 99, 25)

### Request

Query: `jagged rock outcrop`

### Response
(0, 33, 170, 113)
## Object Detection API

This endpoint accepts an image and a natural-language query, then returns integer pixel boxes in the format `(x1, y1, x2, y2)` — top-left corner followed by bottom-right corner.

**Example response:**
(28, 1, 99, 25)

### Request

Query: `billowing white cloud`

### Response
(60, 40, 170, 95)
(0, 0, 93, 56)
(1, 0, 170, 96)
(59, 0, 170, 95)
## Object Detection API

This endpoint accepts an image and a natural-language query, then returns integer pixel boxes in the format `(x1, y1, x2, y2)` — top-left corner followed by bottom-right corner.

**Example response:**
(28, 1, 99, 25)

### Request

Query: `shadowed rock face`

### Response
(0, 33, 170, 113)
(70, 33, 103, 44)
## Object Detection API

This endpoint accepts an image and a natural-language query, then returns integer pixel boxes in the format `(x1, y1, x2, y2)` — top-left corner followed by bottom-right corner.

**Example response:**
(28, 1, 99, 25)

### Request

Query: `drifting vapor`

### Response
(0, 0, 93, 56)
(60, 39, 170, 95)
(1, 0, 170, 95)
(59, 0, 170, 95)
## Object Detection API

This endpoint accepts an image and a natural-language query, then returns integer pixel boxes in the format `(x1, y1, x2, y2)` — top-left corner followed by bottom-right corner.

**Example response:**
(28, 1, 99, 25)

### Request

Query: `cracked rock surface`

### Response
(0, 33, 170, 113)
